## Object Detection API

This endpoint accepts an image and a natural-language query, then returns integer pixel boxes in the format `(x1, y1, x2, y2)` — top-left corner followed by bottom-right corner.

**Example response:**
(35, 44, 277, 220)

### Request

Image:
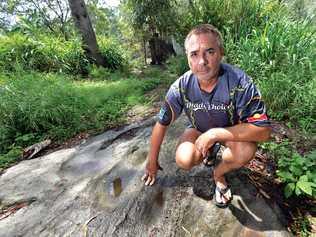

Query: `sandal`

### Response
(203, 142, 221, 167)
(214, 185, 232, 208)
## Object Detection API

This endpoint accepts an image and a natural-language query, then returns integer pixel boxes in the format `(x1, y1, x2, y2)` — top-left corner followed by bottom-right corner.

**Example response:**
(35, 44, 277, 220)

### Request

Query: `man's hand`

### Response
(142, 160, 162, 186)
(195, 130, 216, 157)
(142, 122, 167, 186)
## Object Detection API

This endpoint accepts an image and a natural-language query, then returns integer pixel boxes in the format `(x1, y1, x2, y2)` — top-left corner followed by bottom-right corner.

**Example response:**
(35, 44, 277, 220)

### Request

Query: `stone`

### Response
(0, 115, 292, 237)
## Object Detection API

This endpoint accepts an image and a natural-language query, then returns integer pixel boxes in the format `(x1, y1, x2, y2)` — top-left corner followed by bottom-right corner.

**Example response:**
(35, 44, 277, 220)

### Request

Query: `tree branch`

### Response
(29, 0, 56, 34)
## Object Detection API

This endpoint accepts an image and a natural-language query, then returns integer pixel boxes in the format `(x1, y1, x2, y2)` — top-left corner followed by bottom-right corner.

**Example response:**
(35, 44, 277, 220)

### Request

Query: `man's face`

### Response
(186, 33, 223, 82)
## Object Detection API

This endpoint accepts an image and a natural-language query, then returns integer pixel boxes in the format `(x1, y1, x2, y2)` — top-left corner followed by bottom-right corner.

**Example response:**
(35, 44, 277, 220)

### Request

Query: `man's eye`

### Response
(207, 50, 215, 55)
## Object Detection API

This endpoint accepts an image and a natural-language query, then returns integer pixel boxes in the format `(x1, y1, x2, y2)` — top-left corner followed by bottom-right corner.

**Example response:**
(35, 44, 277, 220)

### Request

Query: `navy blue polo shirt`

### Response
(158, 63, 270, 132)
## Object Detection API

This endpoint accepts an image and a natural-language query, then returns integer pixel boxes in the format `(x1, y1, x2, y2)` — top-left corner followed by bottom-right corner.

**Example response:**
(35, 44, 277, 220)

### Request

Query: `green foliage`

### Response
(126, 0, 177, 36)
(0, 33, 127, 74)
(14, 133, 41, 148)
(122, 0, 179, 65)
(89, 65, 113, 80)
(0, 146, 22, 169)
(222, 3, 316, 133)
(278, 151, 316, 198)
(262, 141, 316, 198)
(1, 0, 72, 38)
(98, 37, 127, 71)
(87, 3, 120, 38)
(174, 0, 274, 44)
(226, 15, 316, 79)
(0, 33, 88, 74)
(166, 55, 189, 76)
(0, 69, 168, 168)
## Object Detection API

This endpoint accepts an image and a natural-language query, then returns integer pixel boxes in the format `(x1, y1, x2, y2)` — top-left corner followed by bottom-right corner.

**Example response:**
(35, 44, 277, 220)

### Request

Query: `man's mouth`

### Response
(198, 66, 210, 73)
(198, 69, 210, 74)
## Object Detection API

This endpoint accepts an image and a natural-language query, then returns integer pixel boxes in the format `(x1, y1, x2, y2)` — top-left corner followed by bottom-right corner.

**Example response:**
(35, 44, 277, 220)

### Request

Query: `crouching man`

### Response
(142, 24, 271, 208)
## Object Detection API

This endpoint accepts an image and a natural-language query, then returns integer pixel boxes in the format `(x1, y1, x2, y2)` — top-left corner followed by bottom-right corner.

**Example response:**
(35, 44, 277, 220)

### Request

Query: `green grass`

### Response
(224, 5, 316, 134)
(0, 68, 171, 169)
(0, 146, 22, 169)
(0, 33, 127, 74)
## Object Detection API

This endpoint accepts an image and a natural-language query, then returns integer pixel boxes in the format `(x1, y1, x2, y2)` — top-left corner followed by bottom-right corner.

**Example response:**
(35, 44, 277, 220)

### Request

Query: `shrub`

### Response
(262, 141, 316, 198)
(0, 146, 22, 169)
(0, 33, 127, 74)
(98, 36, 127, 71)
(0, 72, 86, 153)
(278, 150, 316, 198)
(88, 65, 112, 80)
(0, 33, 88, 74)
(166, 55, 189, 76)
(174, 0, 274, 45)
(225, 11, 316, 132)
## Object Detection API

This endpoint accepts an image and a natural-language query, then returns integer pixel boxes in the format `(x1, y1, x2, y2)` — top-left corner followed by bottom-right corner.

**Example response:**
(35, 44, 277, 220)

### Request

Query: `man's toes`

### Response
(222, 189, 232, 202)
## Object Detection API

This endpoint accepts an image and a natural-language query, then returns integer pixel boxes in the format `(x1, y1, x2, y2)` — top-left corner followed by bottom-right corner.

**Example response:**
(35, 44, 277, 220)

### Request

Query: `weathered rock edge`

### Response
(0, 115, 292, 237)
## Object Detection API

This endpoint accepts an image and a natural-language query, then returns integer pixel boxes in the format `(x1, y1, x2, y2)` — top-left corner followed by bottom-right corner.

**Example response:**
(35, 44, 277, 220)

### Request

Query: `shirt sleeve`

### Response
(157, 81, 183, 125)
(235, 81, 270, 127)
(157, 101, 172, 126)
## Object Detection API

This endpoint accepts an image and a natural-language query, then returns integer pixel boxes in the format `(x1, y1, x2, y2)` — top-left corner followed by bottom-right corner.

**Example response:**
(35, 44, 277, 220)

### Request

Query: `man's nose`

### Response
(198, 54, 208, 65)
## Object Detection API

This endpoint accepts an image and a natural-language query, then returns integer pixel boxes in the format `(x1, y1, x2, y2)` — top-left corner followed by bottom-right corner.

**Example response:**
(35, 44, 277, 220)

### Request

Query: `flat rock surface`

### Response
(0, 115, 292, 237)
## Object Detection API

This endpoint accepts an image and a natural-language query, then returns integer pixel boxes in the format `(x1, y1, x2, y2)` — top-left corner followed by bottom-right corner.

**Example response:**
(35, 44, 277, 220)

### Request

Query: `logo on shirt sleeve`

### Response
(247, 113, 268, 123)
(158, 108, 166, 120)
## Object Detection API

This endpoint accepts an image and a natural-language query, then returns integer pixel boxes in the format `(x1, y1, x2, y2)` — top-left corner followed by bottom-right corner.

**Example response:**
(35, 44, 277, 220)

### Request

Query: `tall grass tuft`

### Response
(0, 70, 164, 157)
(0, 33, 127, 74)
(222, 2, 316, 133)
(98, 36, 127, 71)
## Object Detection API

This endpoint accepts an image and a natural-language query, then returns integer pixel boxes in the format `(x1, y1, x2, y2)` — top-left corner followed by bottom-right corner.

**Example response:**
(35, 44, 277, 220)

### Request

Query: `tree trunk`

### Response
(149, 35, 158, 65)
(68, 0, 107, 67)
(149, 33, 175, 65)
(143, 37, 147, 65)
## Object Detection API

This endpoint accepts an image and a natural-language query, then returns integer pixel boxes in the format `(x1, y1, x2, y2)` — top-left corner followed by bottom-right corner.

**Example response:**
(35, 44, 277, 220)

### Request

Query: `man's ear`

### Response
(220, 47, 224, 57)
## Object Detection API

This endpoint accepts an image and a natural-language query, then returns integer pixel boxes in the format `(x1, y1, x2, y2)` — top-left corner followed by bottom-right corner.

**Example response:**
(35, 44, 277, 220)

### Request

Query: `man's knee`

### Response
(175, 128, 202, 170)
(176, 157, 193, 170)
(175, 142, 195, 170)
(223, 141, 257, 166)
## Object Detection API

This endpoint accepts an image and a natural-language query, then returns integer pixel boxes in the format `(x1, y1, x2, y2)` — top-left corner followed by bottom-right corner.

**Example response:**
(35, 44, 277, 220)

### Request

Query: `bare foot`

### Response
(213, 172, 232, 207)
(213, 169, 227, 189)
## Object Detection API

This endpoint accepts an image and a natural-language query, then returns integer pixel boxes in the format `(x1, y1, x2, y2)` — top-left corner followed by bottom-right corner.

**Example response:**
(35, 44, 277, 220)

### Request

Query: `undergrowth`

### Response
(0, 34, 127, 74)
(0, 67, 170, 169)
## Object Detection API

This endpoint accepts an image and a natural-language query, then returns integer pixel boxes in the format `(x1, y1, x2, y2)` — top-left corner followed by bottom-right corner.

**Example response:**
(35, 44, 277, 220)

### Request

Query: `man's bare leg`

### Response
(213, 141, 257, 203)
(175, 130, 257, 204)
(175, 128, 204, 170)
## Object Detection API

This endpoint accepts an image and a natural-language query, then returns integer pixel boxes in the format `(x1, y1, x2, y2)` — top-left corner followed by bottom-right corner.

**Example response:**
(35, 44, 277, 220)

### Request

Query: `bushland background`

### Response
(0, 0, 315, 236)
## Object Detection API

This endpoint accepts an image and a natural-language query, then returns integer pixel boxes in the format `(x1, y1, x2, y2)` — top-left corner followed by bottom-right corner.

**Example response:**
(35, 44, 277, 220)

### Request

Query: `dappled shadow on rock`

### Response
(158, 168, 215, 201)
(192, 179, 215, 201)
(226, 172, 291, 235)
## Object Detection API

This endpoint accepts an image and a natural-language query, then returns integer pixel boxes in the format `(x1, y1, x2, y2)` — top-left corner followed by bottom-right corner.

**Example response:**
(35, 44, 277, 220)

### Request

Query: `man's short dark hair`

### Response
(184, 24, 224, 52)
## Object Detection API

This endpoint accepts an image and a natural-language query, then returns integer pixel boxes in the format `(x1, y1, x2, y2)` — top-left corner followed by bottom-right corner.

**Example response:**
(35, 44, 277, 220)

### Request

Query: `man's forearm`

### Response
(207, 123, 271, 143)
(148, 122, 168, 162)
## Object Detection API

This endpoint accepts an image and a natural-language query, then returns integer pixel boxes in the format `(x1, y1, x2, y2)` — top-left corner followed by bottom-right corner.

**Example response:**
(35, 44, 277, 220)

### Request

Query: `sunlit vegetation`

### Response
(0, 68, 169, 167)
